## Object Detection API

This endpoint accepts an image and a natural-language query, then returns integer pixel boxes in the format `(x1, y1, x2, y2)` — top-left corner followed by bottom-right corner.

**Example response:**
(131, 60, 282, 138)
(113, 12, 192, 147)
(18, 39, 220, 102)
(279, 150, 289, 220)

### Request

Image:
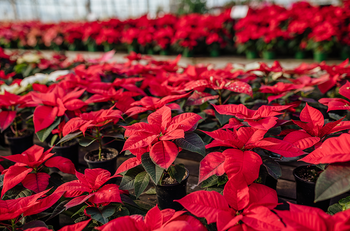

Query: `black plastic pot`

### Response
(5, 130, 34, 155)
(259, 166, 278, 190)
(293, 165, 330, 211)
(84, 148, 118, 174)
(52, 140, 80, 167)
(102, 137, 125, 154)
(156, 169, 189, 211)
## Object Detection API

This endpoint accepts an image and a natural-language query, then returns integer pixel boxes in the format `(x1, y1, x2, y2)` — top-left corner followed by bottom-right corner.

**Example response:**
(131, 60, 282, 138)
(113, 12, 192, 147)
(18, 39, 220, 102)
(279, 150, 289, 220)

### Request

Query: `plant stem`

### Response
(96, 128, 102, 161)
(218, 90, 222, 105)
(11, 219, 15, 231)
(12, 107, 18, 137)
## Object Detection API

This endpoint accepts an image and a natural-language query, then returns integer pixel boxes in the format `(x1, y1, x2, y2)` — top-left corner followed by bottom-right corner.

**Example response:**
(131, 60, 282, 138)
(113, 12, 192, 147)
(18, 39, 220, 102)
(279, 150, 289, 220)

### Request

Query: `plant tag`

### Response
(230, 5, 249, 19)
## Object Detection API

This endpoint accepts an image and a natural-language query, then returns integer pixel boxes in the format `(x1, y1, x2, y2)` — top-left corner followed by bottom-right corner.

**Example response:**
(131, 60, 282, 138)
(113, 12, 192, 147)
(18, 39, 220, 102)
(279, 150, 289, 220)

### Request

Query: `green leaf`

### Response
(214, 108, 231, 126)
(15, 189, 32, 199)
(134, 171, 150, 199)
(71, 204, 88, 218)
(36, 117, 61, 142)
(57, 131, 82, 145)
(327, 203, 342, 215)
(315, 163, 350, 202)
(175, 133, 206, 156)
(79, 137, 96, 147)
(168, 164, 187, 183)
(0, 174, 3, 188)
(329, 113, 345, 121)
(144, 187, 156, 195)
(199, 122, 217, 130)
(262, 157, 282, 180)
(119, 175, 135, 191)
(101, 205, 116, 219)
(50, 134, 58, 147)
(217, 175, 228, 186)
(115, 206, 130, 217)
(85, 207, 109, 224)
(47, 200, 69, 221)
(201, 175, 219, 188)
(339, 195, 350, 211)
(119, 165, 144, 190)
(141, 153, 163, 185)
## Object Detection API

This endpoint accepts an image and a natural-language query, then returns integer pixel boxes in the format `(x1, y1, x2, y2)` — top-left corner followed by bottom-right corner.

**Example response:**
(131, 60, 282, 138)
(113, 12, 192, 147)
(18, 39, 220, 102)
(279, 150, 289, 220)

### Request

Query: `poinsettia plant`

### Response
(0, 91, 28, 137)
(26, 84, 86, 143)
(1, 145, 75, 198)
(53, 168, 134, 226)
(177, 178, 285, 231)
(58, 105, 123, 161)
(0, 189, 65, 231)
(115, 106, 205, 198)
(96, 204, 206, 231)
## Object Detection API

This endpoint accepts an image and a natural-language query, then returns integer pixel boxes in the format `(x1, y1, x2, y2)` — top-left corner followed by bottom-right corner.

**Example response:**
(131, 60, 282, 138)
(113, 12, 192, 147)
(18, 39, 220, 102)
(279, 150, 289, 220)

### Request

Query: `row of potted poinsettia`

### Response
(1, 50, 350, 230)
(2, 2, 350, 60)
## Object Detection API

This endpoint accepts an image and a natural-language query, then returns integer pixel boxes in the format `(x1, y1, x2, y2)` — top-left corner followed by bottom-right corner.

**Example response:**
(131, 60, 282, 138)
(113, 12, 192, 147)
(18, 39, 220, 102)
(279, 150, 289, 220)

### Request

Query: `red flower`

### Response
(96, 205, 206, 231)
(55, 168, 122, 208)
(122, 106, 202, 169)
(1, 145, 75, 197)
(29, 85, 86, 132)
(62, 106, 123, 136)
(177, 180, 284, 231)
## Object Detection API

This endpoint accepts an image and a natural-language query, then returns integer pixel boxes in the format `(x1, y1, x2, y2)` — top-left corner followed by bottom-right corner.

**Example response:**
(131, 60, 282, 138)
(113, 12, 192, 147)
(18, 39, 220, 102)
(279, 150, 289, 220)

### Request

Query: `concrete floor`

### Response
(6, 49, 344, 70)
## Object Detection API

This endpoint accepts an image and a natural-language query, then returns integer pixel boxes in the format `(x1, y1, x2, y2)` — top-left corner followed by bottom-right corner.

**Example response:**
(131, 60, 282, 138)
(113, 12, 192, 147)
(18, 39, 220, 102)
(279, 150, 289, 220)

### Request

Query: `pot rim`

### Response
(293, 165, 318, 185)
(50, 139, 79, 149)
(5, 129, 34, 140)
(84, 147, 118, 164)
(157, 167, 190, 187)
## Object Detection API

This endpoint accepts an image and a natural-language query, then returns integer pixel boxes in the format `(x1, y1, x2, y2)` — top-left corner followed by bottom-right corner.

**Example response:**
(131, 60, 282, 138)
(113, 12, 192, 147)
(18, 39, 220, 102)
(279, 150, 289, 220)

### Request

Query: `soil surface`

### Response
(86, 150, 117, 162)
(162, 169, 188, 185)
(5, 129, 32, 138)
(295, 166, 321, 182)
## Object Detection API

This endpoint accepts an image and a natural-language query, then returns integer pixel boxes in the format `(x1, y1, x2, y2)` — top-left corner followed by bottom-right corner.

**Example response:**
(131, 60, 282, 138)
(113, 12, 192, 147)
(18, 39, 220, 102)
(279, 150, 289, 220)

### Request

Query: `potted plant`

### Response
(116, 106, 205, 210)
(121, 28, 139, 53)
(293, 165, 330, 211)
(153, 27, 174, 56)
(49, 120, 80, 168)
(0, 91, 34, 155)
(1, 144, 75, 197)
(235, 28, 259, 59)
(307, 21, 338, 62)
(58, 106, 123, 174)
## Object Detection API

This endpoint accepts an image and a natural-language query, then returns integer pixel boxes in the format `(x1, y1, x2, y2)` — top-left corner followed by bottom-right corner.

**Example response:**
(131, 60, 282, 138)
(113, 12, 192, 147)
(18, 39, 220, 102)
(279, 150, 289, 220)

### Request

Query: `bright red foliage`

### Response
(1, 145, 75, 197)
(96, 205, 206, 231)
(177, 181, 284, 231)
(55, 168, 122, 208)
(122, 106, 202, 169)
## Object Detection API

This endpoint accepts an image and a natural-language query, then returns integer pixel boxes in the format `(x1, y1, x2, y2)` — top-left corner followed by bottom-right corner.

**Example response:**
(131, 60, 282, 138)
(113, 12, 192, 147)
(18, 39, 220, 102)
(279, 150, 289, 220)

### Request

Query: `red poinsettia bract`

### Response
(319, 81, 350, 111)
(96, 205, 206, 231)
(0, 189, 64, 228)
(301, 133, 350, 164)
(122, 106, 202, 169)
(29, 85, 86, 133)
(55, 168, 122, 209)
(199, 127, 304, 184)
(276, 203, 350, 231)
(25, 219, 91, 231)
(1, 145, 75, 197)
(62, 106, 123, 136)
(287, 103, 350, 150)
(177, 179, 284, 231)
(0, 91, 26, 131)
(213, 104, 294, 130)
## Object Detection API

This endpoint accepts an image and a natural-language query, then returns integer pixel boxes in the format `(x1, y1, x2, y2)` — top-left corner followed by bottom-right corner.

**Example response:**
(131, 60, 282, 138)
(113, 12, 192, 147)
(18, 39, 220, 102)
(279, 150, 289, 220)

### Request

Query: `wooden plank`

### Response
(280, 164, 297, 181)
(277, 179, 296, 200)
